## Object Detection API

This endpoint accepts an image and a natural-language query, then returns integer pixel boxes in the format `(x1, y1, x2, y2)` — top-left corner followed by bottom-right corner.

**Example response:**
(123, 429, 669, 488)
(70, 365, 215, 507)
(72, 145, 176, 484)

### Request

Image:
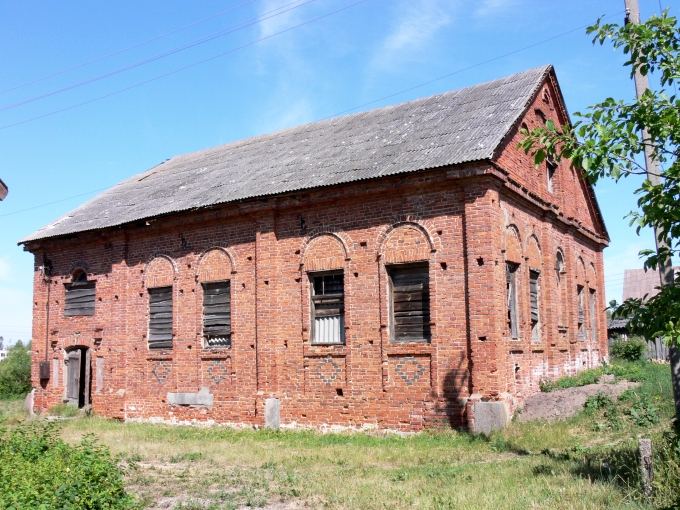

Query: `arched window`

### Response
(64, 269, 95, 317)
(555, 251, 566, 328)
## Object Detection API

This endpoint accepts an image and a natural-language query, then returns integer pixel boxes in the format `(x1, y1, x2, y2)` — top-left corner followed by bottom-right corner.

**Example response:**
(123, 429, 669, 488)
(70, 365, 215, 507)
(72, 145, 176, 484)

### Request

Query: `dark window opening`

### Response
(388, 263, 430, 343)
(555, 252, 566, 328)
(310, 272, 344, 345)
(64, 270, 95, 316)
(148, 286, 173, 350)
(506, 263, 520, 339)
(577, 285, 585, 339)
(589, 288, 597, 340)
(535, 109, 547, 124)
(203, 281, 231, 347)
(529, 269, 540, 341)
(547, 158, 557, 193)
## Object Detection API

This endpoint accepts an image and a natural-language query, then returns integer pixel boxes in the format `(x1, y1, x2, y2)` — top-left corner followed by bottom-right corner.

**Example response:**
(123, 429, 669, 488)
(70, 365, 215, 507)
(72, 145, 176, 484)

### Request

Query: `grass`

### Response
(0, 360, 675, 509)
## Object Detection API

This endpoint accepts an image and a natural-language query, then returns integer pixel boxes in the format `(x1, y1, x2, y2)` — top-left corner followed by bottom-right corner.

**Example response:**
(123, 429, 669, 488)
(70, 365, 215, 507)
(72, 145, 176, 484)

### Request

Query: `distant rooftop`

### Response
(622, 267, 680, 301)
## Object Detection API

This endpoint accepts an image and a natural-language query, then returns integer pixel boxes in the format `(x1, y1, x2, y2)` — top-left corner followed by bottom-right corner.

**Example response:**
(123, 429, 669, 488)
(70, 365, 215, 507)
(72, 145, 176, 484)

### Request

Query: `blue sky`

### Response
(0, 0, 672, 344)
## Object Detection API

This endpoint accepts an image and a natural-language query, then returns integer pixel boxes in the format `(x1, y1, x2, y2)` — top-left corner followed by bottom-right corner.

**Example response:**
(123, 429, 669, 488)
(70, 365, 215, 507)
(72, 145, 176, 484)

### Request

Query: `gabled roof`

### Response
(23, 66, 554, 243)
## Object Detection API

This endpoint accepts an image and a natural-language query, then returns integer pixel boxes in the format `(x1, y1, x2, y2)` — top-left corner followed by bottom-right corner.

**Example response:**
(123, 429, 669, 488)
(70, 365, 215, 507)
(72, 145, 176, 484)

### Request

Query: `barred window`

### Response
(202, 281, 231, 347)
(310, 272, 344, 345)
(64, 270, 95, 317)
(388, 264, 430, 343)
(148, 286, 172, 349)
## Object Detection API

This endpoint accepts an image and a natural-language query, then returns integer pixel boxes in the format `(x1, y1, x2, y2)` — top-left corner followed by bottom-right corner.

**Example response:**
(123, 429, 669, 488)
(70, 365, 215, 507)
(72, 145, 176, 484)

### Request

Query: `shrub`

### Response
(610, 337, 647, 362)
(539, 367, 604, 392)
(0, 341, 31, 399)
(0, 421, 137, 509)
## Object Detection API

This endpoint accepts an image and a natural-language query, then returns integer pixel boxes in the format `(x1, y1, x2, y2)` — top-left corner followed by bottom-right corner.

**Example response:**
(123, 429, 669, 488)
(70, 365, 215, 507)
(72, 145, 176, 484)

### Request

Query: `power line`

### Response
(0, 0, 257, 96)
(0, 186, 113, 217)
(0, 8, 620, 217)
(0, 0, 368, 131)
(0, 0, 317, 112)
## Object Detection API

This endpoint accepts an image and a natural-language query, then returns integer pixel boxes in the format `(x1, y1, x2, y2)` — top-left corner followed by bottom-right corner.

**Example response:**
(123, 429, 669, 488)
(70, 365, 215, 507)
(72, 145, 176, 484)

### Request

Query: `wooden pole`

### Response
(623, 0, 680, 423)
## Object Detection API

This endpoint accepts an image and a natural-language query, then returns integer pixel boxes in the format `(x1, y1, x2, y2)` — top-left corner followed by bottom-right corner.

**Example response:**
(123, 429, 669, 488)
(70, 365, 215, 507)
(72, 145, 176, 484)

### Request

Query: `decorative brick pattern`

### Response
(27, 74, 609, 431)
(151, 361, 171, 385)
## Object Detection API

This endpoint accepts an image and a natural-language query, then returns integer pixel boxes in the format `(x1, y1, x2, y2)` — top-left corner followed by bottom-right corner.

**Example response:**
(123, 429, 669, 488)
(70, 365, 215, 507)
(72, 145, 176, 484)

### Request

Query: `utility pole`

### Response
(624, 0, 680, 421)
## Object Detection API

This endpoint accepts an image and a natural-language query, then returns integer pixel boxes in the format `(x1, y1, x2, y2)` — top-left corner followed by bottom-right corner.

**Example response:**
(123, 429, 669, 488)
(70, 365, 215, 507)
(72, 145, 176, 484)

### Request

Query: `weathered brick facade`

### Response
(24, 69, 608, 431)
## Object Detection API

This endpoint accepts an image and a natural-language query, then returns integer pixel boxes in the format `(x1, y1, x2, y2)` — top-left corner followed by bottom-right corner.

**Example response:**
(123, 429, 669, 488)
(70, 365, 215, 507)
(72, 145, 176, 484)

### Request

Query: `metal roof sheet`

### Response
(22, 65, 551, 243)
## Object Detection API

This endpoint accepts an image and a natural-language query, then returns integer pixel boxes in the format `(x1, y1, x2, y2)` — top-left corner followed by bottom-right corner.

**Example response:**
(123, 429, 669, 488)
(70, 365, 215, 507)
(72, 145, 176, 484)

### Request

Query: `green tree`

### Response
(0, 341, 32, 399)
(519, 10, 680, 418)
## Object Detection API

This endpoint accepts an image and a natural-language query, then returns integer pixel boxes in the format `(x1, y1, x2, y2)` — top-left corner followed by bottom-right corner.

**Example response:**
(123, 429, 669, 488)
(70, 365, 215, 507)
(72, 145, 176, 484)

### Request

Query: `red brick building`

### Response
(21, 66, 608, 432)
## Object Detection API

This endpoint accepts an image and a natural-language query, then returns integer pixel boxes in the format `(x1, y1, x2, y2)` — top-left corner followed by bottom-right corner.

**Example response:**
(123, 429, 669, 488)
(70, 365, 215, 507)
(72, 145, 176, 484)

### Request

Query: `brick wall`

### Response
(26, 85, 609, 431)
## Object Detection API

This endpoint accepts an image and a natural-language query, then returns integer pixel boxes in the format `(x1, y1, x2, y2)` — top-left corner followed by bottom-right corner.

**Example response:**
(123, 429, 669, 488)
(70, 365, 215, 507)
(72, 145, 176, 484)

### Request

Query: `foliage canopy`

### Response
(519, 10, 680, 345)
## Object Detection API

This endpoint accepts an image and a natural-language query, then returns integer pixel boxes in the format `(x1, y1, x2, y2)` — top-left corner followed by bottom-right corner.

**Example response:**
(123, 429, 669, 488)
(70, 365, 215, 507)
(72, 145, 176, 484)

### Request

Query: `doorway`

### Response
(65, 347, 91, 408)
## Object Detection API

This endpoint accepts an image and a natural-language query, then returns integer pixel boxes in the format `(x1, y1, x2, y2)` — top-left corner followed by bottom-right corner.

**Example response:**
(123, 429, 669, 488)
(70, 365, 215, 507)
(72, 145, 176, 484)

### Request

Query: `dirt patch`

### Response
(517, 380, 640, 422)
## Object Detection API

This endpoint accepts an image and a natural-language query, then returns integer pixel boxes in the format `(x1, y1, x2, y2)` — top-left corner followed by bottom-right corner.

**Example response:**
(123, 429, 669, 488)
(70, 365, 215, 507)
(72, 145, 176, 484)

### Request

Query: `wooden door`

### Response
(66, 350, 81, 406)
(83, 348, 91, 407)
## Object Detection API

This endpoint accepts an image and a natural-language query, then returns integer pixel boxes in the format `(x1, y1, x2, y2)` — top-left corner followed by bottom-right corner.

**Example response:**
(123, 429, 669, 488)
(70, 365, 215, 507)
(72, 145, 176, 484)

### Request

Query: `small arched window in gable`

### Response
(64, 269, 95, 317)
(542, 88, 551, 105)
(535, 109, 547, 125)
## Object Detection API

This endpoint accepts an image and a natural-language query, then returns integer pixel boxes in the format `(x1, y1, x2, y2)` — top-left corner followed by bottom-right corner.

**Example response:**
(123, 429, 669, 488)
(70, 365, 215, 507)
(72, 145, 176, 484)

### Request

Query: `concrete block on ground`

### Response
(471, 400, 510, 435)
(265, 397, 280, 429)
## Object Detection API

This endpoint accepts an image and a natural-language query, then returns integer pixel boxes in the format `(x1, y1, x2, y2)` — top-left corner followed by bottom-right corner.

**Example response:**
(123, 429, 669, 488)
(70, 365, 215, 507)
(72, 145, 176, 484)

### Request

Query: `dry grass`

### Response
(2, 360, 672, 510)
(55, 419, 646, 510)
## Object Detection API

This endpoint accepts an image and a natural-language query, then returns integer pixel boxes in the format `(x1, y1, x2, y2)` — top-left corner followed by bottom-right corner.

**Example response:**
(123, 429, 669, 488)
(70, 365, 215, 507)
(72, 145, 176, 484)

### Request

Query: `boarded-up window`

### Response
(148, 286, 172, 349)
(577, 285, 585, 339)
(389, 264, 430, 343)
(529, 270, 540, 340)
(64, 271, 95, 316)
(202, 281, 231, 347)
(506, 262, 519, 339)
(310, 272, 344, 345)
(589, 289, 597, 340)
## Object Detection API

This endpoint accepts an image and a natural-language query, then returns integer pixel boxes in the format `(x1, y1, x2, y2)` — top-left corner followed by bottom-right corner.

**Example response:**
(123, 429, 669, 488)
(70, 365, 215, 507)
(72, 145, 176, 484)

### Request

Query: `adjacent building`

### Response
(21, 66, 609, 432)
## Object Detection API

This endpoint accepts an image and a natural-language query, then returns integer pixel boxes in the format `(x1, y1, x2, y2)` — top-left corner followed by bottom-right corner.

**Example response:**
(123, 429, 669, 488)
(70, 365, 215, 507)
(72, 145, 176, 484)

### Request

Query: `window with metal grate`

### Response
(310, 272, 344, 345)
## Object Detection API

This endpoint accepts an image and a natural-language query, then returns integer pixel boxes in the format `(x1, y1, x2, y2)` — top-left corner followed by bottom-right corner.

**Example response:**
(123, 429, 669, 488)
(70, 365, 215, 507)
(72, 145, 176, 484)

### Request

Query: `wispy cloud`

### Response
(249, 0, 319, 134)
(258, 0, 304, 39)
(0, 258, 9, 282)
(371, 0, 455, 71)
(473, 0, 517, 18)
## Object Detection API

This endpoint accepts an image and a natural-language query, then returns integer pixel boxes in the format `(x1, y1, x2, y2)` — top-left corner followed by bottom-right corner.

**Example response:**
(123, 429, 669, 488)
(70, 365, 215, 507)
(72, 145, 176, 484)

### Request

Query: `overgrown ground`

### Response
(0, 361, 675, 509)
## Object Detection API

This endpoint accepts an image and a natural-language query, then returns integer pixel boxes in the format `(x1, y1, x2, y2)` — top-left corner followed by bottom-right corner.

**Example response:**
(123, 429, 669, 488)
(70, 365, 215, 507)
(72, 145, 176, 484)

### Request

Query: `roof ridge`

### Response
(21, 65, 552, 243)
(167, 65, 552, 165)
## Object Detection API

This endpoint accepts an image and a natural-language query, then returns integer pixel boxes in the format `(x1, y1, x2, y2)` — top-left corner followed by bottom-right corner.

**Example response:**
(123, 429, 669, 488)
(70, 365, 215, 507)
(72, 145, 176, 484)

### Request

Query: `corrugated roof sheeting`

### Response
(23, 66, 550, 243)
